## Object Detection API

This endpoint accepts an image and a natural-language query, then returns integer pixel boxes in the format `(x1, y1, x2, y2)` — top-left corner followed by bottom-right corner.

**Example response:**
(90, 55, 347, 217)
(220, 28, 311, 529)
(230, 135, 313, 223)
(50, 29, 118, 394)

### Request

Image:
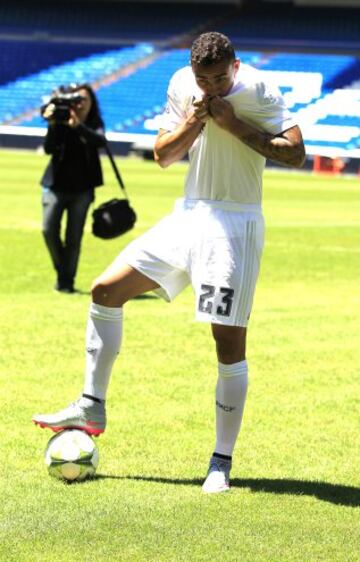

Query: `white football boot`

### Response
(202, 455, 231, 494)
(33, 396, 106, 436)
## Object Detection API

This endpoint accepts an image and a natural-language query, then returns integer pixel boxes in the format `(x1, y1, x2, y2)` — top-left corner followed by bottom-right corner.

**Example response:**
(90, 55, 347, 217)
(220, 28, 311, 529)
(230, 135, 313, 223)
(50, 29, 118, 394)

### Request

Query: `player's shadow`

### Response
(131, 294, 158, 300)
(58, 290, 158, 298)
(95, 474, 360, 508)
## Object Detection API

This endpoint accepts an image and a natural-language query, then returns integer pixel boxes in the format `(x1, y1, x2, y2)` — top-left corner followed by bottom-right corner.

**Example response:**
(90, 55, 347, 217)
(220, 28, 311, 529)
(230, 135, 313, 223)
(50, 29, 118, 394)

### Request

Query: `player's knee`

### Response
(91, 277, 128, 307)
(212, 325, 246, 363)
(216, 343, 245, 364)
(91, 277, 111, 305)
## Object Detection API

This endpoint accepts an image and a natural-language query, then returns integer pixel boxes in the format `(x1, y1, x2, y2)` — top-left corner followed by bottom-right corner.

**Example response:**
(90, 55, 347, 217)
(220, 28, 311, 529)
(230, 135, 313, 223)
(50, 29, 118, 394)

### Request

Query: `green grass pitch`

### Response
(0, 148, 359, 562)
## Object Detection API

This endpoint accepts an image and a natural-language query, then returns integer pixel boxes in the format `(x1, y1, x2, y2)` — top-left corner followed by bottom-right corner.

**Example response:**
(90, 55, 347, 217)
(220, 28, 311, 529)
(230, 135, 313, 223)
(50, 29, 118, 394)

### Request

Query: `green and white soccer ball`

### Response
(45, 429, 99, 482)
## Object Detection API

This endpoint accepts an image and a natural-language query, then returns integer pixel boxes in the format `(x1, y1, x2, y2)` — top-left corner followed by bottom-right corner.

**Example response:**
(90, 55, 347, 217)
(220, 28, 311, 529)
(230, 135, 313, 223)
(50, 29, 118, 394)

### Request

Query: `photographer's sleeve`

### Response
(43, 125, 66, 154)
(76, 124, 106, 148)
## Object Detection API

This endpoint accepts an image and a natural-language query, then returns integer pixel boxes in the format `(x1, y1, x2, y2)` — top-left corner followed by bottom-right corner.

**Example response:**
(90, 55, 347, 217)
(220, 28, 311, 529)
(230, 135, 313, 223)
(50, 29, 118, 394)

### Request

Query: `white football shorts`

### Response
(117, 198, 265, 327)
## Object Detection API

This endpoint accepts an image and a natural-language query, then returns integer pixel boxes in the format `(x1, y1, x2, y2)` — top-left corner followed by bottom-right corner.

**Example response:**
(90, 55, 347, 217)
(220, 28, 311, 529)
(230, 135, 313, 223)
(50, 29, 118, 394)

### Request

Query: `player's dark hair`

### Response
(191, 32, 235, 66)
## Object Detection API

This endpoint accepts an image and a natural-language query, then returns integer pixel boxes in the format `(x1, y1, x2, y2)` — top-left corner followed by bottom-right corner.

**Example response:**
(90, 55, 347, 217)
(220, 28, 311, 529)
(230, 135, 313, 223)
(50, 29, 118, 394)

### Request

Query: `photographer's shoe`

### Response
(202, 455, 231, 494)
(54, 281, 75, 294)
(33, 396, 106, 436)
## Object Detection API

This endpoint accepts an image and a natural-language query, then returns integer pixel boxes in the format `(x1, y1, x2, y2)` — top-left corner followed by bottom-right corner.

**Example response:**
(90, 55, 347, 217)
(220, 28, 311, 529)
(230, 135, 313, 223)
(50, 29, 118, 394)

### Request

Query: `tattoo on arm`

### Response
(246, 130, 305, 167)
(230, 122, 306, 168)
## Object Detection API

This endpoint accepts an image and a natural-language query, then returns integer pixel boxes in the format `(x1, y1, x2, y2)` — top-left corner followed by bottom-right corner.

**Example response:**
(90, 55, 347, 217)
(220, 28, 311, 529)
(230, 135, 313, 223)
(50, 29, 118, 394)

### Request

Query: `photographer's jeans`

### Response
(42, 188, 94, 290)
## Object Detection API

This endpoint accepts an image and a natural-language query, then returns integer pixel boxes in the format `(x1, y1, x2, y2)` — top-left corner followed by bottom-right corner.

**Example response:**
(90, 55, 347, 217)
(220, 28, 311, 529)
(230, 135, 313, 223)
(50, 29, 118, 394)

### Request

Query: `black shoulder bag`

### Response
(92, 144, 137, 239)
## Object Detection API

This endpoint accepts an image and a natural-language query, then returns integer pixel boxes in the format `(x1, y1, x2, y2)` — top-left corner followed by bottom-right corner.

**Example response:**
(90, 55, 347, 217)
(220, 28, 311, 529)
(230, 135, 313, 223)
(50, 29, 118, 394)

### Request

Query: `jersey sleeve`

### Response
(159, 71, 187, 132)
(253, 78, 297, 135)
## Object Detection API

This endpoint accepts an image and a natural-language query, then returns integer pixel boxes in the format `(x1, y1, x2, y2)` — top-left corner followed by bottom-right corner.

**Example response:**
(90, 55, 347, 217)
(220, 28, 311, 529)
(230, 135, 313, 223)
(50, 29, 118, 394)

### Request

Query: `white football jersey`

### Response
(160, 64, 297, 205)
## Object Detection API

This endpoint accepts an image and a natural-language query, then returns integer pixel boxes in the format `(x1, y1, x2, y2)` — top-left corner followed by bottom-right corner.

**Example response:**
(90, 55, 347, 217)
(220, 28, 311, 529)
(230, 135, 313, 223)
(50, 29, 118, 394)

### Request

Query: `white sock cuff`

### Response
(90, 302, 123, 321)
(218, 360, 248, 378)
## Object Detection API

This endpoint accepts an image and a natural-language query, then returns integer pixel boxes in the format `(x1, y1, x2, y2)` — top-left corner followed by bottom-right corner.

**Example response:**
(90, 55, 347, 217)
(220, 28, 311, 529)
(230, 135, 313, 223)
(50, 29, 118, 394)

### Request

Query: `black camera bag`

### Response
(92, 198, 136, 239)
(92, 144, 137, 239)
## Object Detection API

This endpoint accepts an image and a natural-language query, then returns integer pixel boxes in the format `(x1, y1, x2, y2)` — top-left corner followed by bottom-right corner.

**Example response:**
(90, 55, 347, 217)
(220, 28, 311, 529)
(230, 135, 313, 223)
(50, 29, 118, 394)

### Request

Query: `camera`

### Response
(41, 91, 85, 123)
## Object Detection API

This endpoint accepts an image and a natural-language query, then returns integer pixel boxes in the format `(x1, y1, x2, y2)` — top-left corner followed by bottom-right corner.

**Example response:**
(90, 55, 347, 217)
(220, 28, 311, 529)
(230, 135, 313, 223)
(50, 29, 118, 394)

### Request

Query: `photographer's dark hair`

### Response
(191, 32, 235, 67)
(56, 82, 104, 129)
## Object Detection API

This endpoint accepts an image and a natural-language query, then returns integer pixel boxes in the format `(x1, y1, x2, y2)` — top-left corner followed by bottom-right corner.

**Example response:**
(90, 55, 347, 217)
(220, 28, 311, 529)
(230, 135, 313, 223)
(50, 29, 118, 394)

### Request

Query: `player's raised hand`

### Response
(209, 96, 235, 130)
(192, 97, 211, 124)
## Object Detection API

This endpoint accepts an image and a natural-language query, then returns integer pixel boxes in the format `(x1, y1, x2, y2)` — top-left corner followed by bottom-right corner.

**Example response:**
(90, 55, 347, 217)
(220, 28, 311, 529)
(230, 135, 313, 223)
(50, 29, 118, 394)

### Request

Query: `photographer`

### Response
(40, 83, 106, 293)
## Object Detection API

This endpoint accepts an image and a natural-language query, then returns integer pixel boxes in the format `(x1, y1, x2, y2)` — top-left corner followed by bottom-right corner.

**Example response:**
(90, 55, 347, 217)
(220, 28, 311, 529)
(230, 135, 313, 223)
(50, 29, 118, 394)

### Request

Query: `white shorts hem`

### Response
(120, 256, 185, 303)
(195, 314, 249, 328)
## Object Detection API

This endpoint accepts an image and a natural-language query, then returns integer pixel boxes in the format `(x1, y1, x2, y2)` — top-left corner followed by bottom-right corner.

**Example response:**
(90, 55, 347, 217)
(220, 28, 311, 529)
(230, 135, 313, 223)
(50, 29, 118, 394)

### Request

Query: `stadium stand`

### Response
(0, 39, 128, 87)
(4, 47, 357, 157)
(0, 1, 227, 41)
(0, 0, 359, 164)
(218, 2, 360, 52)
(0, 43, 154, 123)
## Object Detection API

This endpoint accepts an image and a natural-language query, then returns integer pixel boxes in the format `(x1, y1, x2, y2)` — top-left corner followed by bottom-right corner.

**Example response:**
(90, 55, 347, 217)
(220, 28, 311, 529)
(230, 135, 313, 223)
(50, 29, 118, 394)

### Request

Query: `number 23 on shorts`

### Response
(198, 284, 235, 317)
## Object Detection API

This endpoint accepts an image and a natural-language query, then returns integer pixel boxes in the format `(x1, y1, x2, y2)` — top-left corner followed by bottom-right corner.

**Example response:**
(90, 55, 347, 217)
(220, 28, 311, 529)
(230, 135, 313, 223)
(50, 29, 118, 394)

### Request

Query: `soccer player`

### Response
(33, 32, 305, 493)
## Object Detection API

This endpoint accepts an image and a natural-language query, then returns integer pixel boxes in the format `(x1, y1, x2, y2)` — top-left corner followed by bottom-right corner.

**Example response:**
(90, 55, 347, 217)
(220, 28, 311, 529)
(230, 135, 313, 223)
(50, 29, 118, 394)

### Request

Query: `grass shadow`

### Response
(132, 294, 158, 300)
(75, 289, 91, 296)
(54, 290, 157, 298)
(231, 478, 360, 508)
(95, 474, 360, 507)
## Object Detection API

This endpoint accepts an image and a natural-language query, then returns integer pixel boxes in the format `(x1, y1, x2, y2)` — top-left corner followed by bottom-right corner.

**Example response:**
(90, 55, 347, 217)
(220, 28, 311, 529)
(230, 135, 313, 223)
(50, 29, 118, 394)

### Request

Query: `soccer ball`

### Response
(45, 429, 99, 482)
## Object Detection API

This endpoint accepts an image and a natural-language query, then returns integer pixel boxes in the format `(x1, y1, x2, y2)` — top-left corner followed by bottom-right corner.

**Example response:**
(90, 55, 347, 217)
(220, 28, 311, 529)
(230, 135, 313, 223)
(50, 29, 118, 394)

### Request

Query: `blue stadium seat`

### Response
(0, 43, 154, 123)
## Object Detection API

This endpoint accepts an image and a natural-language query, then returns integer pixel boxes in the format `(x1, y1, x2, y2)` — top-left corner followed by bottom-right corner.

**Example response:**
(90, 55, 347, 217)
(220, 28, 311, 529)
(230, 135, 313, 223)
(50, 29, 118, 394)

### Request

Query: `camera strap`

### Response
(104, 142, 129, 199)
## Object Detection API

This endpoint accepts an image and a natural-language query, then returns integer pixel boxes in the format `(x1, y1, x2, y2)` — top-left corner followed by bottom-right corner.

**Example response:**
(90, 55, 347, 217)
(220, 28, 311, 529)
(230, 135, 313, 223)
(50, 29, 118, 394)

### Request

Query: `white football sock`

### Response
(214, 360, 248, 457)
(83, 303, 123, 400)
